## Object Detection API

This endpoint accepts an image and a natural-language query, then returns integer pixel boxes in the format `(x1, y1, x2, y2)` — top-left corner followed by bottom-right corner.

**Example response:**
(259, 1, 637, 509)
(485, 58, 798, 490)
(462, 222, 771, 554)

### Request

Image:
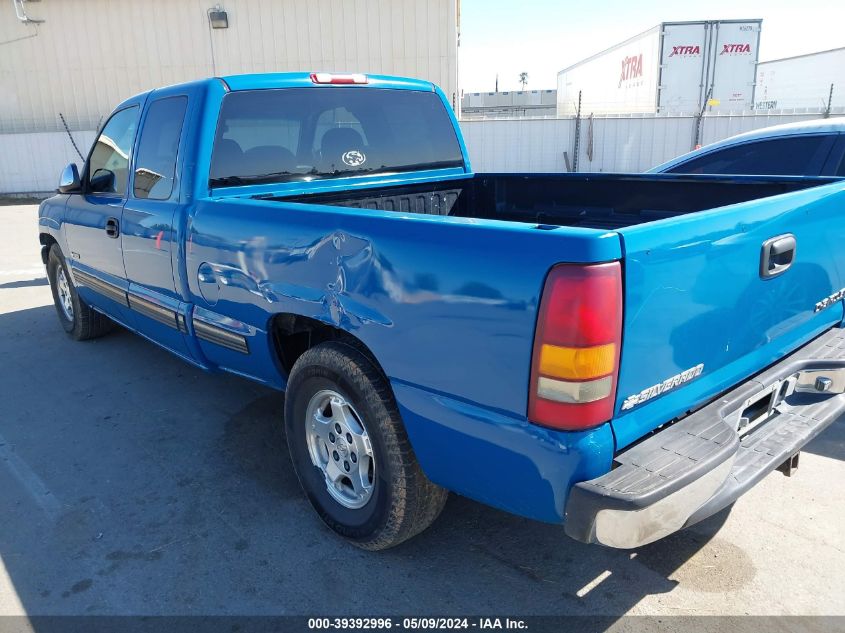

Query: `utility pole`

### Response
(495, 74, 498, 93)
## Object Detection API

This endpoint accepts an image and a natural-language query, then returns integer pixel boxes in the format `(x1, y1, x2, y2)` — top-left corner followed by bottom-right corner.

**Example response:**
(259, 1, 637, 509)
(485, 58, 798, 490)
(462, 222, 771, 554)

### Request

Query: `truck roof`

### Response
(220, 72, 435, 92)
(111, 72, 436, 113)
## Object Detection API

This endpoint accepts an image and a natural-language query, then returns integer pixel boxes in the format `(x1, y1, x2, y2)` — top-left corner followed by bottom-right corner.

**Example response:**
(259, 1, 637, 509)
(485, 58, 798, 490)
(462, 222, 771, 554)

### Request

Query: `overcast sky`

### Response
(459, 0, 845, 93)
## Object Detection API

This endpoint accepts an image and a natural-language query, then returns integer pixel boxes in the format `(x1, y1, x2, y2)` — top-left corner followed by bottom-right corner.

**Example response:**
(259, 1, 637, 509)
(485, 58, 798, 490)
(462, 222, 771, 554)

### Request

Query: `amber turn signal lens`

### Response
(538, 343, 616, 381)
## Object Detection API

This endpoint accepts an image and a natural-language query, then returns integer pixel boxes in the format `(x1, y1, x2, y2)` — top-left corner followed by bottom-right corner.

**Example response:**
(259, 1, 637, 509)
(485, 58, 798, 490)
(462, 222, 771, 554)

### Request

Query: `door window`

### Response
(87, 106, 139, 194)
(667, 135, 835, 176)
(133, 97, 188, 200)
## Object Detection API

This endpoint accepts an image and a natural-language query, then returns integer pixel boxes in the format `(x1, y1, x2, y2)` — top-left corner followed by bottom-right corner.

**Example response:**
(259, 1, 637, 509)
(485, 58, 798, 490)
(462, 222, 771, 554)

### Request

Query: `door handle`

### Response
(760, 234, 796, 279)
(105, 217, 120, 239)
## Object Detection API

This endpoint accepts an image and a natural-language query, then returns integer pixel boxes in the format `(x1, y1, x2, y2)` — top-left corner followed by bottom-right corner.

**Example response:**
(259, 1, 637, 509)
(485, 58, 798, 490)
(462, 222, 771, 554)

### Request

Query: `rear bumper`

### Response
(565, 326, 845, 549)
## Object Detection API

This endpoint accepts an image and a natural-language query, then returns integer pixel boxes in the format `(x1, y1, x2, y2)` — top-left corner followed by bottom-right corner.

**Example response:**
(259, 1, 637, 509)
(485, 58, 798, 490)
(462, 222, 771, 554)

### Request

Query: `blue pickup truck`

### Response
(39, 72, 845, 550)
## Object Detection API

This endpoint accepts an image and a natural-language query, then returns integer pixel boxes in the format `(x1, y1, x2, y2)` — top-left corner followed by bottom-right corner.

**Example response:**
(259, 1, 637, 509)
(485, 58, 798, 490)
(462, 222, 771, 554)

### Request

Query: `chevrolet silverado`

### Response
(38, 72, 845, 550)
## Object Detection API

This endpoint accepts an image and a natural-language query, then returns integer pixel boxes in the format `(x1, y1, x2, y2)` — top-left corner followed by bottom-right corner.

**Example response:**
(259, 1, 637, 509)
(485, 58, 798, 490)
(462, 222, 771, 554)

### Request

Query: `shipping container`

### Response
(557, 20, 762, 116)
(755, 48, 845, 111)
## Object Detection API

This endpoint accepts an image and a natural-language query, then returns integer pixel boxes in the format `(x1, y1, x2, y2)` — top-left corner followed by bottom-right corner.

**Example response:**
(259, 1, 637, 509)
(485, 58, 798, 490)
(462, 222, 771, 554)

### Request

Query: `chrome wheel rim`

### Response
(57, 267, 74, 321)
(305, 389, 375, 509)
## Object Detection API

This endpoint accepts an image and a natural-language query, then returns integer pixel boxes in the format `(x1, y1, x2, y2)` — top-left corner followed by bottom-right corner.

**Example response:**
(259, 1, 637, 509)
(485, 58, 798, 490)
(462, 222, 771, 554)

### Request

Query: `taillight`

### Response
(310, 72, 368, 85)
(528, 262, 622, 430)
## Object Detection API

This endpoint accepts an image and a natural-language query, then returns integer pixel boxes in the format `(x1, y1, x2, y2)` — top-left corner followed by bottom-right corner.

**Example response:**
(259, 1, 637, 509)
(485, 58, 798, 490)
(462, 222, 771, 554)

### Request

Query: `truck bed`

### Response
(280, 173, 832, 230)
(276, 171, 845, 454)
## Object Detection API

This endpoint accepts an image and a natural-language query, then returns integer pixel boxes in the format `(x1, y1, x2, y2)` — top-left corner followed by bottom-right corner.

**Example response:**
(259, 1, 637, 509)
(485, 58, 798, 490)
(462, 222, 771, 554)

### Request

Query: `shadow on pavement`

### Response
(0, 277, 48, 289)
(0, 303, 810, 620)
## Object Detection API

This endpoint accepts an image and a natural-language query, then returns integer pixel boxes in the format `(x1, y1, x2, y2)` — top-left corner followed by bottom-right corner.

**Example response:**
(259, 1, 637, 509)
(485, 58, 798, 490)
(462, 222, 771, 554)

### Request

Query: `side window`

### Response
(88, 106, 139, 194)
(668, 135, 834, 176)
(133, 97, 188, 200)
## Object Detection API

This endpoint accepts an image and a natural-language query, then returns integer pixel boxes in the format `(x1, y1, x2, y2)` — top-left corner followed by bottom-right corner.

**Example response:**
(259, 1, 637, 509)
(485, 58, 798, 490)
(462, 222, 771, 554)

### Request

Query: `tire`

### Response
(284, 341, 447, 550)
(46, 246, 114, 341)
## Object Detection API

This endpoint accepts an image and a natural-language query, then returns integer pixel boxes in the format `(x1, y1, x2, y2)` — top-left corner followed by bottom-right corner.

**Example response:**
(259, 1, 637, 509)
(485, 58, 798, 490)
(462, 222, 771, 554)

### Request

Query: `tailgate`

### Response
(612, 179, 845, 449)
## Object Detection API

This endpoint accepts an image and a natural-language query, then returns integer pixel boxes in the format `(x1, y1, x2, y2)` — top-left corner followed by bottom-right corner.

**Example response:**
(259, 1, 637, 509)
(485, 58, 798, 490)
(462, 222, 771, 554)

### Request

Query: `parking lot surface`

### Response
(1, 204, 844, 618)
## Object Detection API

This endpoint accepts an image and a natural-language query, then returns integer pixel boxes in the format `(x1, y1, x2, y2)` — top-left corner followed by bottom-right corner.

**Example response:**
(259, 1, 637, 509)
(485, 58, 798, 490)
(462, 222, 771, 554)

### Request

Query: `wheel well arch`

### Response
(269, 313, 387, 381)
(39, 233, 58, 264)
(39, 233, 58, 247)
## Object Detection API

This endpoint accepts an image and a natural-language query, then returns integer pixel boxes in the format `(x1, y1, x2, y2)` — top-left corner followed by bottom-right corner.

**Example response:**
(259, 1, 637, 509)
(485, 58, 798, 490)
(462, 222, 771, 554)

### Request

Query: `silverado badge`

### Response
(814, 288, 845, 313)
(622, 364, 705, 410)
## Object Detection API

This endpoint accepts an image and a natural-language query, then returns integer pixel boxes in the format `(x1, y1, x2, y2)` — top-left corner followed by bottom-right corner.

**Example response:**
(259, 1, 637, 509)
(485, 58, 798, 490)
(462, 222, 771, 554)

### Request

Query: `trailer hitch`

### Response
(793, 368, 845, 394)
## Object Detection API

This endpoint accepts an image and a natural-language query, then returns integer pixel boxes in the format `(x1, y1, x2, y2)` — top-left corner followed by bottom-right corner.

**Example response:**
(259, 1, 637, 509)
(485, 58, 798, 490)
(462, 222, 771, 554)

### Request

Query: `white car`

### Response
(650, 118, 845, 176)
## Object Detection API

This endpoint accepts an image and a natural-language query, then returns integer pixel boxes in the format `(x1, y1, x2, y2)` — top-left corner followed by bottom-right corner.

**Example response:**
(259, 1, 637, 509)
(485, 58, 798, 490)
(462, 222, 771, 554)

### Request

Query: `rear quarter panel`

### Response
(185, 198, 622, 521)
(186, 198, 621, 416)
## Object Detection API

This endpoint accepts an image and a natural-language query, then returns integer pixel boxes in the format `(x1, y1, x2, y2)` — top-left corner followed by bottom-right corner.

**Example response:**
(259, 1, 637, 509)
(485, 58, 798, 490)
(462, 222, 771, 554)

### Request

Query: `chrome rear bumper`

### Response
(565, 326, 845, 549)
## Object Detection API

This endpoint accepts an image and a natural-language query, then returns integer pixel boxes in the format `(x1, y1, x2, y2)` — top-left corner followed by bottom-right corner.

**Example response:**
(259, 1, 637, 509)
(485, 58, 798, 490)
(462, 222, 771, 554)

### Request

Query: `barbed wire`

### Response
(460, 105, 845, 121)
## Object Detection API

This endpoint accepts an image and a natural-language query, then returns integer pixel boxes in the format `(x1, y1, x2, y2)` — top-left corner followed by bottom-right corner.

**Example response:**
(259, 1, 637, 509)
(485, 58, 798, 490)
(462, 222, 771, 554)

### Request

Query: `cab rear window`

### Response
(210, 88, 464, 187)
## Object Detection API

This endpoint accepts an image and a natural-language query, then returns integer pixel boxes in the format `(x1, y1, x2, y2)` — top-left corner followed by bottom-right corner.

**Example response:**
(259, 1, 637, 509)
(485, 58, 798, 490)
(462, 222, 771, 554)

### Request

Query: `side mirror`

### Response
(58, 163, 81, 194)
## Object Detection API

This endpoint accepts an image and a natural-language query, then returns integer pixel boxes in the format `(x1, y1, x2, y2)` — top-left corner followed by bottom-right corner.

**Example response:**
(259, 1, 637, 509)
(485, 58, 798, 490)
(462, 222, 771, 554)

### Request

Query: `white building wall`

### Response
(0, 131, 97, 193)
(0, 0, 459, 135)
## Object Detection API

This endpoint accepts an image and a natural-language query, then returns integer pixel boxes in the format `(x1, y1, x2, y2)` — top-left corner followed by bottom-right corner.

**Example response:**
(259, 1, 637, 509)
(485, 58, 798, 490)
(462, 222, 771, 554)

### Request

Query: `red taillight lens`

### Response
(310, 72, 368, 85)
(528, 263, 622, 430)
(542, 266, 622, 346)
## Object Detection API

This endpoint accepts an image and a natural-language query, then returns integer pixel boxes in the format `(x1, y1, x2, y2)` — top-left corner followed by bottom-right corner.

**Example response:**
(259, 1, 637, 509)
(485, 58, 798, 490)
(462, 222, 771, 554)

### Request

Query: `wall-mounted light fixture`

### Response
(208, 5, 228, 29)
(13, 0, 45, 24)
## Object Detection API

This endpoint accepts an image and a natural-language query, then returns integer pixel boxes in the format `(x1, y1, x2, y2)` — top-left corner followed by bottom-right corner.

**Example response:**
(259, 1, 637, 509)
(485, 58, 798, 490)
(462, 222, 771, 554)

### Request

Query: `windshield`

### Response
(209, 88, 464, 188)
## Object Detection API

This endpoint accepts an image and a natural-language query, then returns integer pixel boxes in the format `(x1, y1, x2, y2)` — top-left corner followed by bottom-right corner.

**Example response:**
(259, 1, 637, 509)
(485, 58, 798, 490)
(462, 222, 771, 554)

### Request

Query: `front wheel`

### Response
(46, 246, 114, 340)
(284, 342, 447, 550)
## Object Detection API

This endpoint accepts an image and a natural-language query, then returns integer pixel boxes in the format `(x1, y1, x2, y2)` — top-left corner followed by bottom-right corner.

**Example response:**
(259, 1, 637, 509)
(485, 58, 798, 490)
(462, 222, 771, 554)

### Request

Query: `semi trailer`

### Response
(557, 20, 762, 116)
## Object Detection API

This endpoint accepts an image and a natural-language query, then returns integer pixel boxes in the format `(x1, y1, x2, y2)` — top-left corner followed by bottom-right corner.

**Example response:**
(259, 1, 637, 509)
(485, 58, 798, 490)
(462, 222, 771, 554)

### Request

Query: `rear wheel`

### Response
(284, 341, 447, 550)
(46, 246, 114, 340)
